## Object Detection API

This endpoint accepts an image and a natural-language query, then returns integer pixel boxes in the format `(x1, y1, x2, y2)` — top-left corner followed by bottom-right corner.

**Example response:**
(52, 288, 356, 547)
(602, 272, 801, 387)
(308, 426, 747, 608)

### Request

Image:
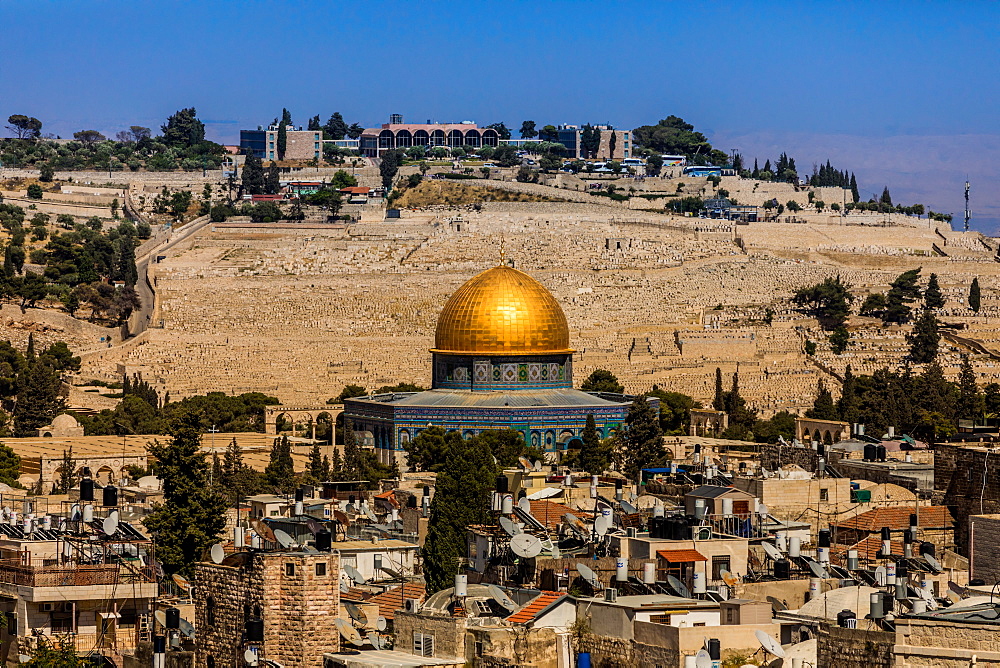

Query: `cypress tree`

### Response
(307, 443, 325, 482)
(615, 395, 665, 480)
(264, 435, 296, 492)
(924, 273, 945, 309)
(242, 153, 265, 195)
(13, 357, 63, 437)
(880, 186, 892, 206)
(837, 365, 859, 423)
(850, 173, 859, 203)
(422, 434, 497, 593)
(57, 447, 76, 494)
(907, 310, 940, 364)
(144, 411, 227, 575)
(806, 380, 838, 420)
(265, 161, 281, 195)
(578, 414, 608, 475)
(958, 353, 984, 420)
(713, 367, 725, 411)
(970, 277, 982, 313)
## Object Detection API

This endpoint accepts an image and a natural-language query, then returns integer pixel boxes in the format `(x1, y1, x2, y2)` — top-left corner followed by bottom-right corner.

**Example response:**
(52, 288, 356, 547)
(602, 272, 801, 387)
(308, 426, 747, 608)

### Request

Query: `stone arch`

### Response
(481, 129, 499, 147)
(544, 430, 556, 450)
(813, 429, 821, 444)
(823, 430, 833, 445)
(399, 429, 411, 444)
(557, 430, 575, 449)
(41, 431, 52, 438)
(265, 405, 344, 437)
(431, 129, 446, 146)
(96, 466, 115, 484)
(566, 437, 583, 450)
(315, 411, 334, 443)
(395, 129, 413, 148)
(378, 129, 394, 150)
(413, 130, 429, 146)
(448, 130, 464, 147)
(530, 431, 541, 448)
(464, 130, 481, 147)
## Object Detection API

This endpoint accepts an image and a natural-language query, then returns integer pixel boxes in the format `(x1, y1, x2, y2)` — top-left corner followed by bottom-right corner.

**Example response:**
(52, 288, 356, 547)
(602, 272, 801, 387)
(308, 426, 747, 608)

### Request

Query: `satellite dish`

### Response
(334, 617, 364, 647)
(333, 510, 351, 527)
(760, 542, 782, 561)
(563, 513, 589, 537)
(154, 610, 167, 628)
(510, 533, 542, 558)
(344, 563, 366, 585)
(487, 584, 517, 610)
(695, 649, 712, 668)
(499, 517, 520, 536)
(364, 505, 378, 522)
(273, 529, 296, 550)
(619, 499, 638, 515)
(366, 631, 382, 650)
(302, 546, 319, 554)
(340, 581, 349, 594)
(807, 560, 829, 579)
(344, 601, 368, 626)
(375, 616, 387, 632)
(875, 565, 887, 586)
(305, 517, 325, 535)
(222, 552, 251, 568)
(593, 514, 610, 537)
(526, 487, 561, 500)
(102, 515, 119, 536)
(755, 629, 786, 658)
(244, 648, 258, 666)
(178, 617, 195, 639)
(517, 497, 532, 514)
(171, 573, 192, 591)
(518, 456, 532, 470)
(250, 519, 276, 544)
(721, 569, 738, 588)
(947, 590, 962, 604)
(666, 574, 691, 598)
(924, 553, 942, 573)
(575, 563, 601, 588)
(210, 544, 225, 564)
(70, 504, 80, 521)
(766, 595, 787, 612)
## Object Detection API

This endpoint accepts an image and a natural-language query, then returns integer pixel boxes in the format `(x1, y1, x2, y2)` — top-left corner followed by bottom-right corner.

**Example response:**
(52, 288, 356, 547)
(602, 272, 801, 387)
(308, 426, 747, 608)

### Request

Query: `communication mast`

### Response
(964, 180, 971, 231)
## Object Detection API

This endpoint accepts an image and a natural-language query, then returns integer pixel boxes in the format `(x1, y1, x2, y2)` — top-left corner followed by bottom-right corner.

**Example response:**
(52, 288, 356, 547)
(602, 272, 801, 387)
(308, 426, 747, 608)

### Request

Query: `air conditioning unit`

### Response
(40, 603, 56, 612)
(626, 527, 637, 538)
(694, 526, 713, 541)
(404, 598, 421, 613)
(604, 588, 617, 603)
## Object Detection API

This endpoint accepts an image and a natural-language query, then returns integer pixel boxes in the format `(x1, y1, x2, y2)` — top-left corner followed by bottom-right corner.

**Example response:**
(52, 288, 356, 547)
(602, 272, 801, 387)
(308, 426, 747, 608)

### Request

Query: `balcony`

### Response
(0, 559, 156, 590)
(18, 631, 140, 659)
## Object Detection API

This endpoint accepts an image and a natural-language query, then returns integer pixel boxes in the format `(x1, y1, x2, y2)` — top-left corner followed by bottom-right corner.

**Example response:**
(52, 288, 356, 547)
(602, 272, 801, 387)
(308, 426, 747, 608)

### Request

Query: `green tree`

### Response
(242, 153, 265, 195)
(880, 186, 892, 206)
(264, 435, 296, 492)
(520, 121, 537, 139)
(580, 369, 624, 394)
(970, 277, 982, 313)
(713, 367, 725, 411)
(615, 395, 665, 479)
(828, 325, 850, 354)
(161, 108, 205, 147)
(0, 442, 20, 487)
(608, 128, 617, 158)
(907, 309, 940, 364)
(265, 161, 281, 195)
(884, 268, 922, 324)
(646, 154, 663, 176)
(144, 411, 227, 575)
(405, 426, 451, 472)
(850, 173, 860, 203)
(924, 273, 945, 309)
(306, 442, 326, 483)
(56, 446, 76, 493)
(379, 150, 404, 190)
(27, 184, 43, 200)
(648, 387, 699, 434)
(323, 112, 349, 140)
(422, 433, 497, 593)
(859, 293, 887, 317)
(39, 163, 55, 182)
(332, 384, 367, 403)
(277, 108, 291, 160)
(12, 357, 64, 436)
(793, 275, 852, 329)
(493, 145, 521, 167)
(485, 122, 511, 140)
(6, 114, 43, 139)
(958, 353, 984, 420)
(578, 414, 610, 474)
(838, 365, 860, 423)
(22, 636, 87, 666)
(806, 380, 838, 420)
(631, 116, 722, 162)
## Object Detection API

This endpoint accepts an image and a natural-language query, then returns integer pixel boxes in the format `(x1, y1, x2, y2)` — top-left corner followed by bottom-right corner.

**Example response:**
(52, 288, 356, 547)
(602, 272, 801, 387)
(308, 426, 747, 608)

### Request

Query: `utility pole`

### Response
(965, 180, 971, 231)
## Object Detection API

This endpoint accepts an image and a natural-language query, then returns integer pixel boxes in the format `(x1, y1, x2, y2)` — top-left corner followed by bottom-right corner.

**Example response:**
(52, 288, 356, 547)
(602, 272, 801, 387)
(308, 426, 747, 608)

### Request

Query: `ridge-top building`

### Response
(344, 263, 650, 467)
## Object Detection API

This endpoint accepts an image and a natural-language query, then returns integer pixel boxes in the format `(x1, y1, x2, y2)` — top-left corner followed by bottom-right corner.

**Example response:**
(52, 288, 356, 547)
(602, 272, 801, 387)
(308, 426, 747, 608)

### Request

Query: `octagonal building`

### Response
(343, 263, 645, 468)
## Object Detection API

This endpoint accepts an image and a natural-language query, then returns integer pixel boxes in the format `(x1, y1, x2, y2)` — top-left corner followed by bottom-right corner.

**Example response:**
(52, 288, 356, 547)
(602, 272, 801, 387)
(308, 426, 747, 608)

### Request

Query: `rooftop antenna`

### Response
(965, 179, 971, 231)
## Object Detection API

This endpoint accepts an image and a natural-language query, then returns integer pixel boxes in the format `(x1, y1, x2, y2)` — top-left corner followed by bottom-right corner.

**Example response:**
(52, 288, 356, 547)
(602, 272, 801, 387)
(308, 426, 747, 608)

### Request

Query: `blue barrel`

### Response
(576, 652, 592, 668)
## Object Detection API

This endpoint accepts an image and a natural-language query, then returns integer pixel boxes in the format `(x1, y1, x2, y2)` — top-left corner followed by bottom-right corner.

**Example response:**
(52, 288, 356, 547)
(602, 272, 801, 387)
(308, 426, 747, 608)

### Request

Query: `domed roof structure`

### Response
(432, 265, 573, 355)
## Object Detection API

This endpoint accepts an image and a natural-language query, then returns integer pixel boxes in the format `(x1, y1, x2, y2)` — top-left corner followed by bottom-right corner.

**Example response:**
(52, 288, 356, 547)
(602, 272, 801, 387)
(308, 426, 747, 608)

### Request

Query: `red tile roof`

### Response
(831, 535, 905, 564)
(341, 186, 371, 194)
(657, 549, 708, 563)
(506, 591, 564, 625)
(831, 506, 954, 532)
(366, 583, 426, 621)
(528, 500, 590, 531)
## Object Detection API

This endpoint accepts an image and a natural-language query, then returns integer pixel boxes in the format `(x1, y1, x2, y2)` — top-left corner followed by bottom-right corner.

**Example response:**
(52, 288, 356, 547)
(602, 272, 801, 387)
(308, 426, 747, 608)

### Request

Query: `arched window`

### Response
(206, 597, 216, 626)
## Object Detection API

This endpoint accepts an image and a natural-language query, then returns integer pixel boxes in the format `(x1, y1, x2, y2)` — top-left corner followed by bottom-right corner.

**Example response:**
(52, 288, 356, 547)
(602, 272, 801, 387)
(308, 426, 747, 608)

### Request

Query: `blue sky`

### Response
(2, 1, 998, 230)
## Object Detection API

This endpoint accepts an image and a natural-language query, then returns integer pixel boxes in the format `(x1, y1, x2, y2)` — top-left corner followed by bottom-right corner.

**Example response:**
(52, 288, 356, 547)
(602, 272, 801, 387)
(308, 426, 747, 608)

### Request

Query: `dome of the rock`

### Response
(432, 265, 573, 355)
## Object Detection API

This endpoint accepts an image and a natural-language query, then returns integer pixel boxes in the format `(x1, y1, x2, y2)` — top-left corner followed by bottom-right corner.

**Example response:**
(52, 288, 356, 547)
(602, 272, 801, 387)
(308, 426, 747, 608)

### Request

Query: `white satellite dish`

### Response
(375, 616, 387, 631)
(667, 574, 691, 598)
(340, 581, 349, 594)
(154, 610, 167, 628)
(210, 543, 225, 564)
(366, 631, 382, 650)
(875, 565, 887, 586)
(807, 560, 829, 579)
(273, 529, 296, 549)
(364, 505, 378, 522)
(517, 497, 532, 514)
(695, 649, 712, 668)
(563, 513, 589, 537)
(344, 601, 368, 626)
(244, 648, 258, 666)
(510, 533, 543, 558)
(593, 514, 611, 537)
(924, 553, 942, 573)
(575, 563, 601, 588)
(178, 617, 195, 639)
(334, 617, 364, 646)
(70, 504, 80, 521)
(344, 563, 366, 585)
(487, 584, 517, 610)
(526, 487, 561, 500)
(518, 456, 532, 470)
(171, 573, 192, 591)
(619, 499, 638, 515)
(755, 629, 786, 658)
(499, 517, 520, 536)
(760, 542, 783, 561)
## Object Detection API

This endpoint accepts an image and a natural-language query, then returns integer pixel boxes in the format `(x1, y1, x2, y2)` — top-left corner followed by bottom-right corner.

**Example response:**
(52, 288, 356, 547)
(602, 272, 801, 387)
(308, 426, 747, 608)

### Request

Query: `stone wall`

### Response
(969, 514, 1000, 582)
(933, 443, 1000, 553)
(576, 634, 633, 668)
(393, 610, 468, 661)
(761, 443, 820, 472)
(895, 617, 1000, 666)
(816, 624, 894, 668)
(194, 551, 340, 668)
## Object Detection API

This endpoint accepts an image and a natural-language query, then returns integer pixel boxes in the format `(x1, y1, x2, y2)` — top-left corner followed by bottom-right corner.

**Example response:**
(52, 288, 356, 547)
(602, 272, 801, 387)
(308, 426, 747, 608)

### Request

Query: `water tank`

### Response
(721, 498, 733, 517)
(847, 549, 859, 570)
(776, 534, 787, 552)
(876, 445, 887, 462)
(837, 609, 856, 628)
(912, 599, 927, 614)
(295, 488, 304, 503)
(82, 505, 94, 523)
(165, 607, 180, 629)
(909, 514, 918, 529)
(648, 517, 665, 539)
(818, 529, 831, 548)
(642, 562, 656, 584)
(692, 571, 706, 594)
(869, 592, 884, 619)
(454, 574, 468, 597)
(152, 636, 166, 654)
(920, 541, 935, 557)
(616, 558, 628, 582)
(881, 526, 892, 541)
(707, 638, 720, 660)
(576, 652, 592, 668)
(694, 498, 707, 520)
(102, 485, 118, 507)
(80, 478, 94, 502)
(774, 559, 790, 579)
(903, 529, 914, 545)
(315, 529, 332, 552)
(863, 444, 876, 462)
(788, 536, 801, 558)
(246, 618, 264, 642)
(501, 495, 513, 515)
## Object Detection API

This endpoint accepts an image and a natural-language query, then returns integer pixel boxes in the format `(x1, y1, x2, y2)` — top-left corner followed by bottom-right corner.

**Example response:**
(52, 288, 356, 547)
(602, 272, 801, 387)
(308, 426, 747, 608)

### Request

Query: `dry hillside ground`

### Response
(393, 179, 562, 208)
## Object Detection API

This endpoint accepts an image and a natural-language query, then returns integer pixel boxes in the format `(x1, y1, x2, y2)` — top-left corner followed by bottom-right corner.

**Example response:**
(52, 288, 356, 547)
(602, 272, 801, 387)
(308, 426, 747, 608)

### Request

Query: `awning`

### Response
(98, 612, 121, 619)
(656, 549, 707, 563)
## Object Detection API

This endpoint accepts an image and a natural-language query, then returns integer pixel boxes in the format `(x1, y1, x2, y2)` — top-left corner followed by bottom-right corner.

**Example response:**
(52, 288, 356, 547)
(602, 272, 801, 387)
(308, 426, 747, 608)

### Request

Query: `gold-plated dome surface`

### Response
(433, 265, 573, 355)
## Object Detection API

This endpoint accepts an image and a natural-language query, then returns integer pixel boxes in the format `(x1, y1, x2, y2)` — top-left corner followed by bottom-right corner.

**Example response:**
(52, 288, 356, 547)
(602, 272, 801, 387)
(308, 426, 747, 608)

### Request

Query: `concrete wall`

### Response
(969, 514, 1000, 583)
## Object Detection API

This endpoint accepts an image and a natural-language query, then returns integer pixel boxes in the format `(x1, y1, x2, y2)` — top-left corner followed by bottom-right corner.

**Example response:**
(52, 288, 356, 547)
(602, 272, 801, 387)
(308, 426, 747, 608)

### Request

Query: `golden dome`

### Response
(432, 265, 574, 355)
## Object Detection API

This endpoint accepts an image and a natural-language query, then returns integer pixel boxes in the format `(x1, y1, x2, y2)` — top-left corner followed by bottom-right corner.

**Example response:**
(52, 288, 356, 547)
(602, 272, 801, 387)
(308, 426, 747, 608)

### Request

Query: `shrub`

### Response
(26, 184, 43, 199)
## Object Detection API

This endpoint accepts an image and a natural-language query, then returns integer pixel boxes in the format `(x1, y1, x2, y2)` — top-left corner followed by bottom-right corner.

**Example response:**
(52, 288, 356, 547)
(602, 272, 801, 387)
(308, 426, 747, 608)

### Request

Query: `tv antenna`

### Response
(965, 179, 971, 231)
